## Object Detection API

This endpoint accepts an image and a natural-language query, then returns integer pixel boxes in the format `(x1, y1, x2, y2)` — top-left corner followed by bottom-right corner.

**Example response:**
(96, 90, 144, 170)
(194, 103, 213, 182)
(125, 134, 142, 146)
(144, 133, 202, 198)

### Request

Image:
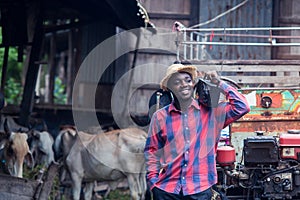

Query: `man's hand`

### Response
(205, 71, 220, 85)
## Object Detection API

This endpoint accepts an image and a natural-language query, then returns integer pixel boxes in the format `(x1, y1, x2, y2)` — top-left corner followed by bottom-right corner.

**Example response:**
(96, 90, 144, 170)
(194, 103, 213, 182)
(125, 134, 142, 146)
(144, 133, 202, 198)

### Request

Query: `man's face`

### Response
(167, 72, 194, 102)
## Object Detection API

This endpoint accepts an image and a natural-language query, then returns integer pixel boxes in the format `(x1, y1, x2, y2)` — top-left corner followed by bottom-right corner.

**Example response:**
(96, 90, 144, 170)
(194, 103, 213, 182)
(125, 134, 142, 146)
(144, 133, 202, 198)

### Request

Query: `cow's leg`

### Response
(139, 173, 147, 200)
(103, 185, 111, 198)
(59, 167, 67, 182)
(83, 182, 94, 200)
(105, 180, 120, 198)
(70, 173, 83, 200)
(127, 174, 142, 200)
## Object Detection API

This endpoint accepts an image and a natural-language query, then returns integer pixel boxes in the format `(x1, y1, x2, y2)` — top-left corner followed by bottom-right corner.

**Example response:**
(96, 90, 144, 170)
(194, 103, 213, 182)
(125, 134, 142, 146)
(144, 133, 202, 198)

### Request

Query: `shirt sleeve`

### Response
(218, 81, 250, 128)
(144, 112, 164, 189)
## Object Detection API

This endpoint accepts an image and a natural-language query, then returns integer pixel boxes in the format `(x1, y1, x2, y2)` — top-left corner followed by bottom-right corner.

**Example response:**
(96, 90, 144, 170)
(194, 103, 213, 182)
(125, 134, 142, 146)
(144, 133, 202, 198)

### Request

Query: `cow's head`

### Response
(0, 119, 34, 178)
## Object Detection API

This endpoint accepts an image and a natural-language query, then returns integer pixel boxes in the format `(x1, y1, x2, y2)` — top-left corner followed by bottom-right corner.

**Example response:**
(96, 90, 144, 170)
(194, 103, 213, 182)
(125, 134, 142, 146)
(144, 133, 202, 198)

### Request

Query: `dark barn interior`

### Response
(0, 0, 153, 134)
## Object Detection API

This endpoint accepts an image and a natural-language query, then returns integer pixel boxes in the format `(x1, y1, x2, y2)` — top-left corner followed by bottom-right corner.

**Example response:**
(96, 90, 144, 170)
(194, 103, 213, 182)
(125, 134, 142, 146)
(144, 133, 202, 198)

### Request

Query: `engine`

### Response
(216, 130, 300, 200)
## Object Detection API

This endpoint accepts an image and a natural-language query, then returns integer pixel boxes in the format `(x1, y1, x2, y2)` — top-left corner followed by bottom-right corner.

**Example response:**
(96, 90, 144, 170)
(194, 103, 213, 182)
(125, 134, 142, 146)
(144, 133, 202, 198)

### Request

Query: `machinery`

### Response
(173, 23, 300, 199)
(216, 130, 300, 200)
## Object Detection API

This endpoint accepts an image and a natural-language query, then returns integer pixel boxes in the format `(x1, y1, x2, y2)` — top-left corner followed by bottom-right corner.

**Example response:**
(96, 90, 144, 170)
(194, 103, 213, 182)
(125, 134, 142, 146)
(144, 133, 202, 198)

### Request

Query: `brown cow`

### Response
(55, 127, 147, 200)
(0, 120, 34, 178)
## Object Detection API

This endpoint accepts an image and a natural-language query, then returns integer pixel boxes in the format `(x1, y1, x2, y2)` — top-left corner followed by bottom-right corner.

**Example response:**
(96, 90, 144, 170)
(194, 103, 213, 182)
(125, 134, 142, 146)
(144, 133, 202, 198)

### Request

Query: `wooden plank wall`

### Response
(129, 0, 300, 118)
(128, 0, 196, 116)
(276, 0, 300, 60)
(0, 174, 39, 200)
(188, 60, 300, 87)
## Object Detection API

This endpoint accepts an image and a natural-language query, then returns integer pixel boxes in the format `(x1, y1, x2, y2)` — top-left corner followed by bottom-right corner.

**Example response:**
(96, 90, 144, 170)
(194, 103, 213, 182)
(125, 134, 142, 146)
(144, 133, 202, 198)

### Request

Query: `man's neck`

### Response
(174, 98, 192, 112)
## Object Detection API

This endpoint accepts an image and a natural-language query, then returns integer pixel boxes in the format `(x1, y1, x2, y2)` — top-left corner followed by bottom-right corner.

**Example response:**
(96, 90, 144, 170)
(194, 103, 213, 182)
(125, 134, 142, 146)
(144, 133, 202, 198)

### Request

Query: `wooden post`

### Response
(48, 33, 57, 104)
(67, 30, 73, 104)
(120, 29, 141, 127)
(36, 163, 59, 200)
(19, 3, 43, 126)
(1, 46, 9, 93)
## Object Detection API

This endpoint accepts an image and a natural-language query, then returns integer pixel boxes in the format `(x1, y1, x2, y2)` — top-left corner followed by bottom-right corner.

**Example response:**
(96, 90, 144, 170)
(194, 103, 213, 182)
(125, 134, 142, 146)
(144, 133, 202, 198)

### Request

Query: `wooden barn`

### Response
(118, 0, 300, 129)
(0, 0, 299, 199)
(0, 0, 154, 133)
(0, 0, 299, 135)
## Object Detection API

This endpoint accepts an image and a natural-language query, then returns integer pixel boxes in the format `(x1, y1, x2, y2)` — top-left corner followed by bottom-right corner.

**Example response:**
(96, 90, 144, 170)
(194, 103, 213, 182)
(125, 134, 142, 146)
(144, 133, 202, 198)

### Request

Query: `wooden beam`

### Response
(182, 59, 300, 65)
(37, 163, 59, 200)
(44, 19, 93, 33)
(0, 174, 39, 200)
(137, 49, 177, 55)
(189, 0, 199, 27)
(48, 33, 57, 104)
(276, 53, 300, 60)
(227, 76, 299, 85)
(193, 64, 300, 72)
(66, 30, 73, 104)
(149, 13, 191, 20)
(279, 17, 300, 25)
(184, 59, 300, 86)
(19, 2, 44, 126)
(1, 46, 9, 93)
(272, 0, 280, 59)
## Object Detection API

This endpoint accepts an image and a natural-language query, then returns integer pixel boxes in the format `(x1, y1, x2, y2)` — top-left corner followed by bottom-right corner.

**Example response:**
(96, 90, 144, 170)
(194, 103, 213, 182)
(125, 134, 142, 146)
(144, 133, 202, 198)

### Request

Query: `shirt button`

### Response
(184, 164, 187, 167)
(186, 151, 189, 154)
(185, 127, 188, 130)
(182, 177, 185, 179)
(187, 140, 190, 143)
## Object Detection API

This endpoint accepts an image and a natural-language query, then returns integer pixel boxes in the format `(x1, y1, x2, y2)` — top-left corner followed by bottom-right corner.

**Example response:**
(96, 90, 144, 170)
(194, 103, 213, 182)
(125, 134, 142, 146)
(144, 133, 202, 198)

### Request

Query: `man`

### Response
(144, 63, 250, 200)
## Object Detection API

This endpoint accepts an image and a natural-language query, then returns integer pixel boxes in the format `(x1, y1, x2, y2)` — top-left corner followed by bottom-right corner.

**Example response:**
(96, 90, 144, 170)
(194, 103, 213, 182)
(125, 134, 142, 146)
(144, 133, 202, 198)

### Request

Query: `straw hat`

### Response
(160, 63, 197, 91)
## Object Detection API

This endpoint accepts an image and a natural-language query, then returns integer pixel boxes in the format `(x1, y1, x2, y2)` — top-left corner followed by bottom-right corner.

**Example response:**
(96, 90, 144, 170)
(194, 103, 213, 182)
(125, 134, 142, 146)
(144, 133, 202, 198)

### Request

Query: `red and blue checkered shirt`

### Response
(144, 81, 250, 195)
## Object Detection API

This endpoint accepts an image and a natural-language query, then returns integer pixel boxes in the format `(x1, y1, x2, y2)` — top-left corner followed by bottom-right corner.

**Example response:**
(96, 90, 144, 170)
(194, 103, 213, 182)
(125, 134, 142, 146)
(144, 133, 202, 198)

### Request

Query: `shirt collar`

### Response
(168, 98, 200, 113)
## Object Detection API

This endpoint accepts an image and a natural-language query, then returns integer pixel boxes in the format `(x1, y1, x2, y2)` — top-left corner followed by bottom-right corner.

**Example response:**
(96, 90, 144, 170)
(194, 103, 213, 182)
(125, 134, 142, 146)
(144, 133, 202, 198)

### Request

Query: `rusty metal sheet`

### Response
(238, 88, 300, 122)
(232, 120, 300, 133)
(199, 0, 273, 60)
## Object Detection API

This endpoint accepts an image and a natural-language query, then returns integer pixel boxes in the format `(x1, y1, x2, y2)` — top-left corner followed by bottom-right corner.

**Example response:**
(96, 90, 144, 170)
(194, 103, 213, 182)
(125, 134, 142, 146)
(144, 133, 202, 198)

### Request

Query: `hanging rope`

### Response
(189, 0, 249, 29)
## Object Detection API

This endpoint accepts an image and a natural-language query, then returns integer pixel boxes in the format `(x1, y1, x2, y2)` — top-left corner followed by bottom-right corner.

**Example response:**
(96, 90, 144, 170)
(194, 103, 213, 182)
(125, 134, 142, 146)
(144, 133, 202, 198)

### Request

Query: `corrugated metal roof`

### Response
(79, 22, 116, 84)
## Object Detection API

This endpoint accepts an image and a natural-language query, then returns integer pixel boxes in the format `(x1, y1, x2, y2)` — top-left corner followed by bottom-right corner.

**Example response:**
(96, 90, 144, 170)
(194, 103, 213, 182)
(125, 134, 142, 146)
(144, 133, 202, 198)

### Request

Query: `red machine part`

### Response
(216, 146, 236, 167)
(279, 131, 300, 160)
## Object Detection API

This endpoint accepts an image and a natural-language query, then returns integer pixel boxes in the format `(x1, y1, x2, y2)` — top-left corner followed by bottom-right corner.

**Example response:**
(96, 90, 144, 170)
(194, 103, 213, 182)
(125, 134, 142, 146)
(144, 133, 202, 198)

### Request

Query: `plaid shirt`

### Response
(144, 81, 250, 195)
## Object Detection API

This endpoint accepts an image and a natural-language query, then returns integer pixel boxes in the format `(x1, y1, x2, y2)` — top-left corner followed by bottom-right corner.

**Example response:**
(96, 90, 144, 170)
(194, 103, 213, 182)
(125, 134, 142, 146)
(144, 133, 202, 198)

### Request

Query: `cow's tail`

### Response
(53, 130, 64, 161)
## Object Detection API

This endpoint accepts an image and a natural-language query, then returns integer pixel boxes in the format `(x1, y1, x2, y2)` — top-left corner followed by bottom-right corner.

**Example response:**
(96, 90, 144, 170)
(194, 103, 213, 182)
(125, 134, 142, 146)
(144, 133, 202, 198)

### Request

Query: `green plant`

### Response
(54, 77, 67, 104)
(0, 28, 24, 104)
(23, 164, 62, 200)
(4, 77, 22, 104)
(48, 173, 61, 200)
(103, 189, 131, 200)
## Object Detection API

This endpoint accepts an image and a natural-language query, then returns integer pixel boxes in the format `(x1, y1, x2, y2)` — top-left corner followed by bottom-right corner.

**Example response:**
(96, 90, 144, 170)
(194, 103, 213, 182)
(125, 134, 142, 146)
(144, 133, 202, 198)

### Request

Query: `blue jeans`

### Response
(152, 187, 213, 200)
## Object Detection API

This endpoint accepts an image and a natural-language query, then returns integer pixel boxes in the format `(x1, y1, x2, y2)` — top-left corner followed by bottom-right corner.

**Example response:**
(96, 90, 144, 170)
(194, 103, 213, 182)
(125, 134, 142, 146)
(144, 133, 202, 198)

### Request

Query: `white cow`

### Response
(28, 130, 55, 168)
(55, 126, 147, 200)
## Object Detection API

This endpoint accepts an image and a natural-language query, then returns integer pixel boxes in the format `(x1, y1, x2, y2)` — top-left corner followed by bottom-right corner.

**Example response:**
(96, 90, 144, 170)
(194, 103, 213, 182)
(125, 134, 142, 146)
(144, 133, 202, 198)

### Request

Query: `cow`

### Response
(28, 130, 55, 168)
(54, 125, 78, 183)
(54, 126, 147, 200)
(0, 119, 34, 178)
(0, 115, 29, 133)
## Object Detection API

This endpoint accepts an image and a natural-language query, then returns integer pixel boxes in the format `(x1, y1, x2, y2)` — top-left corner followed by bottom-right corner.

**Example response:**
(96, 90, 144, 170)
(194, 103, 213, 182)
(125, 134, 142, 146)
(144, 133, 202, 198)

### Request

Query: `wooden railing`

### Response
(183, 60, 300, 88)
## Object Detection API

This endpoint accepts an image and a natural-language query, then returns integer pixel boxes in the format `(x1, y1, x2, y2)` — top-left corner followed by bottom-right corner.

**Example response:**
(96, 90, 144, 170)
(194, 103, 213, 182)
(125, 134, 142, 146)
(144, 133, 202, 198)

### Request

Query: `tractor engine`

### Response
(216, 130, 300, 200)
